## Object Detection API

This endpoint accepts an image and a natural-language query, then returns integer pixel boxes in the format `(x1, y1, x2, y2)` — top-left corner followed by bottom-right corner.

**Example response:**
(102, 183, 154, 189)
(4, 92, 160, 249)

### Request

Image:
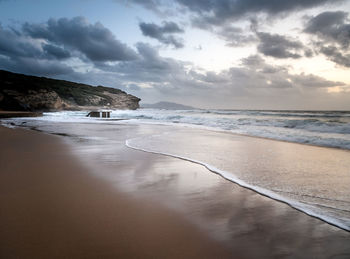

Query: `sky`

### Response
(0, 0, 350, 109)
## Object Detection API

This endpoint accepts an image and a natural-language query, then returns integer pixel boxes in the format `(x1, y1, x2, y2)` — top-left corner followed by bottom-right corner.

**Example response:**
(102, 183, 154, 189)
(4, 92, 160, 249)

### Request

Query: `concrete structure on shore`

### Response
(86, 111, 111, 118)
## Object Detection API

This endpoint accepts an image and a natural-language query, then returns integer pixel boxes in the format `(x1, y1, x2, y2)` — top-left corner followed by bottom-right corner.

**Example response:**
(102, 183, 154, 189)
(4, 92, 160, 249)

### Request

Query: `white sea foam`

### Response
(11, 109, 350, 150)
(4, 109, 350, 231)
(126, 137, 350, 232)
(4, 109, 350, 150)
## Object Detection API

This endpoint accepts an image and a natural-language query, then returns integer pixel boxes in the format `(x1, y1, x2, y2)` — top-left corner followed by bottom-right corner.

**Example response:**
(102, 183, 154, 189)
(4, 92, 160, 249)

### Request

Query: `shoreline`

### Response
(5, 119, 349, 232)
(123, 124, 350, 233)
(126, 139, 350, 233)
(55, 121, 350, 258)
(0, 126, 232, 258)
(2, 122, 350, 258)
(3, 109, 349, 151)
(126, 120, 350, 152)
(0, 111, 42, 118)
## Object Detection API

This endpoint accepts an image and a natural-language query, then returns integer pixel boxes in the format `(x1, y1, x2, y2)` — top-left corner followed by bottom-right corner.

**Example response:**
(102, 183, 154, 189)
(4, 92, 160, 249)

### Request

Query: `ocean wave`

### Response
(5, 109, 350, 232)
(7, 109, 350, 150)
(198, 109, 350, 118)
(125, 136, 350, 232)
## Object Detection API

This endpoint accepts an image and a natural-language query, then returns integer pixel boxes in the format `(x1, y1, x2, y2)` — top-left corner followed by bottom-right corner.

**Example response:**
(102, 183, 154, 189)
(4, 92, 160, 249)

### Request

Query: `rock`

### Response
(0, 70, 140, 111)
(4, 89, 64, 111)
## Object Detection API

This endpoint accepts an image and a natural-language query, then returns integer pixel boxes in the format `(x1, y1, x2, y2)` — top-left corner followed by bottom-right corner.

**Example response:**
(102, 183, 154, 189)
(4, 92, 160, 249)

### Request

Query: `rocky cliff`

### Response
(0, 70, 140, 111)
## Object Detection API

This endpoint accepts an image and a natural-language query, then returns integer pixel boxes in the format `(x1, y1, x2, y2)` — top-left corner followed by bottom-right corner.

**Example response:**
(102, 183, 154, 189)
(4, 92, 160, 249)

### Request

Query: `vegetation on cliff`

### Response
(0, 70, 140, 111)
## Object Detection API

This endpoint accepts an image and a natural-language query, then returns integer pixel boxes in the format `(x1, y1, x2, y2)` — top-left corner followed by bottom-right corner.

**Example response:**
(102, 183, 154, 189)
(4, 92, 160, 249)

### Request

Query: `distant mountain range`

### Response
(141, 101, 195, 110)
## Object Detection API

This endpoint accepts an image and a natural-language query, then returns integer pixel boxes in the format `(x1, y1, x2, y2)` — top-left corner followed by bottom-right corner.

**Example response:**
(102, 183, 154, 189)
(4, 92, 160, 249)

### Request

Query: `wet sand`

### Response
(0, 111, 42, 118)
(0, 126, 232, 258)
(58, 122, 350, 259)
(1, 122, 350, 259)
(126, 126, 350, 229)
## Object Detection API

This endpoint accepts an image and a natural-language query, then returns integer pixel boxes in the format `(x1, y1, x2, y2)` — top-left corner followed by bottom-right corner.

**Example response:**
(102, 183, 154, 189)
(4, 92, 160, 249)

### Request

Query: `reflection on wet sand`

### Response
(14, 121, 350, 258)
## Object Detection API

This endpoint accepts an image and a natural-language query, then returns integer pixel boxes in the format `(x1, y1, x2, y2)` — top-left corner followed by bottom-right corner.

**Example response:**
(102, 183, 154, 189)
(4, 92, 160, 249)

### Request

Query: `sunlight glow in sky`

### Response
(0, 0, 349, 109)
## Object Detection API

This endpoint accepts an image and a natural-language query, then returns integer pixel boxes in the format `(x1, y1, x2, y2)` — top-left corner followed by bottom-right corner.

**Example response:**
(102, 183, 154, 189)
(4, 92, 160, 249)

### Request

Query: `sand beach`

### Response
(1, 121, 350, 258)
(0, 126, 232, 258)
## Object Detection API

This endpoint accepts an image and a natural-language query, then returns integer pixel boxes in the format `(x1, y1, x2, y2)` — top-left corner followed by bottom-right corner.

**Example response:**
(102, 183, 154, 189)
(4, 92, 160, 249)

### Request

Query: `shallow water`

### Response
(126, 127, 350, 231)
(4, 114, 350, 232)
(3, 117, 350, 257)
(5, 109, 350, 149)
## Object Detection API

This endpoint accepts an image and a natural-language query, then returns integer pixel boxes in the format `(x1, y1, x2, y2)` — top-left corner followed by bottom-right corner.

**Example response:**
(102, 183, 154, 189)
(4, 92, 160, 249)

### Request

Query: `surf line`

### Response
(125, 137, 350, 233)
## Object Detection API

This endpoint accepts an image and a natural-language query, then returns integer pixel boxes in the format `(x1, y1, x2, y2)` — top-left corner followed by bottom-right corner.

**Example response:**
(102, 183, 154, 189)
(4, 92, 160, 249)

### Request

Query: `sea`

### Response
(13, 108, 350, 149)
(2, 108, 350, 232)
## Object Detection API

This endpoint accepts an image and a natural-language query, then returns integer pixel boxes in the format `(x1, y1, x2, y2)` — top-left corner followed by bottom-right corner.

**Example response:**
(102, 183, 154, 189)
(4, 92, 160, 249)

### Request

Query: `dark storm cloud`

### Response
(94, 43, 344, 106)
(0, 23, 73, 77)
(0, 56, 74, 76)
(175, 0, 340, 26)
(292, 72, 345, 88)
(112, 50, 346, 109)
(0, 25, 41, 58)
(320, 45, 350, 67)
(0, 17, 138, 77)
(23, 17, 138, 62)
(141, 21, 184, 34)
(241, 55, 344, 88)
(240, 54, 287, 74)
(126, 0, 163, 13)
(139, 21, 184, 48)
(42, 44, 71, 59)
(304, 11, 350, 67)
(304, 11, 350, 48)
(130, 0, 342, 50)
(98, 42, 189, 83)
(256, 32, 307, 59)
(94, 43, 233, 105)
(0, 24, 74, 76)
(215, 25, 257, 47)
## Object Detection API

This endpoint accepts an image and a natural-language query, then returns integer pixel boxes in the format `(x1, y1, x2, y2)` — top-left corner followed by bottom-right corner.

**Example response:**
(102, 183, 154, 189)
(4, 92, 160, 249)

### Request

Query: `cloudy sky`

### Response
(0, 0, 350, 109)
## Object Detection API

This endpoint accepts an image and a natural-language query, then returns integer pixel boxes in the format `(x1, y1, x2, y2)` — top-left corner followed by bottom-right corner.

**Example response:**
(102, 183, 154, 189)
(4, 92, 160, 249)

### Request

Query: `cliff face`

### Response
(0, 70, 140, 111)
